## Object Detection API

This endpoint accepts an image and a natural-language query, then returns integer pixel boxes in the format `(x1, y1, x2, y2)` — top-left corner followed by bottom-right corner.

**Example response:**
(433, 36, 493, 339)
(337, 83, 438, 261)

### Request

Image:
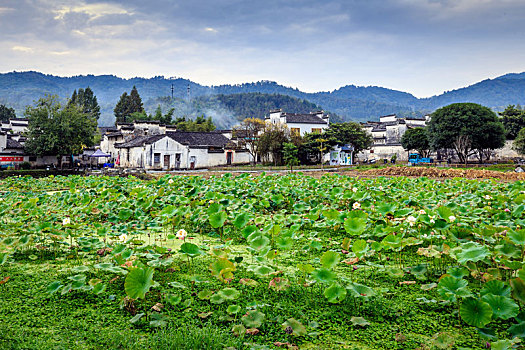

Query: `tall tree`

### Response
(513, 127, 525, 155)
(401, 127, 431, 157)
(68, 87, 101, 120)
(499, 105, 525, 139)
(258, 122, 289, 165)
(233, 118, 266, 165)
(427, 103, 505, 164)
(24, 95, 97, 168)
(113, 86, 144, 124)
(324, 122, 373, 154)
(0, 104, 16, 120)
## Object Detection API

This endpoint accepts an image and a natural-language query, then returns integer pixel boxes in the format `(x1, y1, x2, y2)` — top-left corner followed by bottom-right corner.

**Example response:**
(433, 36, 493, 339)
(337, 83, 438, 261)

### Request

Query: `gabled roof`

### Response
(6, 138, 23, 149)
(167, 131, 230, 148)
(283, 113, 327, 124)
(115, 134, 167, 148)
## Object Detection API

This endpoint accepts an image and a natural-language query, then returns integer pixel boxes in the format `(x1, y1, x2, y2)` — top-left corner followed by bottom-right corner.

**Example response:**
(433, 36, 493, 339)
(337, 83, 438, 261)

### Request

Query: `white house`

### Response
(114, 131, 251, 170)
(265, 109, 329, 136)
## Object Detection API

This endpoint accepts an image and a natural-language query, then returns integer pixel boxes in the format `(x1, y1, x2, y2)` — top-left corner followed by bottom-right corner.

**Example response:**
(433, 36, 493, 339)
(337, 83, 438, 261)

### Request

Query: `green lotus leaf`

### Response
(377, 203, 396, 216)
(118, 208, 133, 221)
(232, 324, 246, 337)
(92, 283, 106, 295)
(321, 250, 340, 269)
(481, 294, 519, 320)
(324, 283, 347, 303)
(480, 280, 511, 298)
(218, 287, 240, 300)
(241, 310, 265, 328)
(276, 237, 293, 250)
(233, 213, 249, 229)
(460, 297, 493, 328)
(282, 318, 306, 337)
(129, 313, 145, 324)
(344, 218, 366, 236)
(352, 239, 368, 258)
(124, 267, 155, 299)
(253, 265, 274, 277)
(350, 316, 370, 327)
(149, 313, 168, 328)
(269, 277, 290, 291)
(210, 293, 225, 304)
(0, 252, 8, 265)
(209, 211, 227, 228)
(490, 339, 515, 350)
(431, 332, 455, 349)
(437, 276, 471, 302)
(197, 289, 213, 300)
(207, 202, 223, 215)
(209, 258, 236, 282)
(421, 283, 438, 291)
(180, 242, 203, 258)
(456, 242, 490, 265)
(47, 281, 63, 295)
(509, 229, 525, 246)
(510, 278, 525, 304)
(312, 268, 336, 284)
(447, 266, 469, 279)
(71, 266, 90, 273)
(249, 235, 270, 251)
(347, 282, 376, 298)
(165, 294, 182, 306)
(227, 304, 242, 314)
(508, 321, 525, 338)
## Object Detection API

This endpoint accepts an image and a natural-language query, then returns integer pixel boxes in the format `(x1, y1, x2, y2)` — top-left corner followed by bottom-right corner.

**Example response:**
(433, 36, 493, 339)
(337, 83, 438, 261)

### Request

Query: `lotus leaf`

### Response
(480, 280, 511, 297)
(320, 250, 340, 269)
(437, 275, 471, 302)
(218, 287, 240, 300)
(124, 267, 155, 299)
(209, 258, 236, 282)
(324, 283, 347, 303)
(209, 211, 227, 228)
(282, 318, 306, 337)
(347, 282, 376, 298)
(460, 297, 493, 328)
(456, 242, 490, 264)
(481, 294, 519, 320)
(149, 313, 168, 327)
(227, 305, 241, 314)
(242, 310, 265, 328)
(350, 316, 370, 327)
(180, 242, 203, 258)
(344, 218, 366, 236)
(312, 268, 336, 284)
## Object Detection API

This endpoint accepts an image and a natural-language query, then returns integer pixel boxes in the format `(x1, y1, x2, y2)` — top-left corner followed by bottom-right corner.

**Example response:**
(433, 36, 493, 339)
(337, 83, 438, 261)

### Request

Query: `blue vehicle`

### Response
(408, 153, 433, 164)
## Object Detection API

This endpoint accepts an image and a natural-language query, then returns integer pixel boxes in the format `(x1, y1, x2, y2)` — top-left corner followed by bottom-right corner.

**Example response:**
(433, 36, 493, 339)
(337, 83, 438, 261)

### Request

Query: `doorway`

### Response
(163, 155, 170, 170)
(226, 152, 232, 165)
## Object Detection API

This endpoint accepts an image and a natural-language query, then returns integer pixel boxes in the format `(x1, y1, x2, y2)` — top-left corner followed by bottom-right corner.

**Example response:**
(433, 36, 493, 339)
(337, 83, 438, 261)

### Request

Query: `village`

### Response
(0, 106, 521, 171)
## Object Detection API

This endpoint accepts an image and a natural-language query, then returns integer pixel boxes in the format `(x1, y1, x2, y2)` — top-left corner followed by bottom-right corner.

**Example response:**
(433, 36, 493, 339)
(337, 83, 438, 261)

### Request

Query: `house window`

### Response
(154, 153, 161, 164)
(312, 128, 322, 134)
(29, 156, 36, 161)
(291, 128, 300, 136)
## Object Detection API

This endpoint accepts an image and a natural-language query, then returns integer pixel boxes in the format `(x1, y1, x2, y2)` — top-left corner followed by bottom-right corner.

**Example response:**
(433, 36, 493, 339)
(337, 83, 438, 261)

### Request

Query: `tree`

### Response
(427, 103, 505, 164)
(297, 132, 338, 165)
(258, 122, 289, 165)
(24, 95, 97, 168)
(0, 104, 16, 120)
(68, 87, 101, 120)
(324, 122, 373, 154)
(513, 127, 525, 155)
(401, 127, 430, 157)
(499, 105, 525, 139)
(233, 118, 266, 165)
(283, 142, 299, 172)
(114, 86, 145, 123)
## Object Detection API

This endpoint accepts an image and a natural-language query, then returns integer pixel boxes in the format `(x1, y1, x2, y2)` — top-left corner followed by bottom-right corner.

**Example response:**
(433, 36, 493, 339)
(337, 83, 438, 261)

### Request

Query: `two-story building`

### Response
(265, 109, 329, 136)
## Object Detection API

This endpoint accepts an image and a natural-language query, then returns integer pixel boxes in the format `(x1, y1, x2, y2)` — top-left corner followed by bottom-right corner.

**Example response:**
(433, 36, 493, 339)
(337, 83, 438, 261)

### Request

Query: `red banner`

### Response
(0, 156, 24, 162)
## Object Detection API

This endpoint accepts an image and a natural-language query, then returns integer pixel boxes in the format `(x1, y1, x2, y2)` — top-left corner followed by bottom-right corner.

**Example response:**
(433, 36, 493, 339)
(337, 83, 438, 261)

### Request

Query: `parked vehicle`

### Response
(408, 153, 433, 164)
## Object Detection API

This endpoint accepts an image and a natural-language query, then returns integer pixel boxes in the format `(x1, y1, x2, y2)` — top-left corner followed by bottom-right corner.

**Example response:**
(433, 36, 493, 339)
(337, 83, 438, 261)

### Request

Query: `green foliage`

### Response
(512, 127, 525, 156)
(499, 104, 525, 139)
(401, 127, 430, 157)
(282, 142, 299, 171)
(124, 267, 155, 299)
(68, 87, 101, 120)
(114, 86, 144, 123)
(427, 103, 506, 163)
(324, 122, 373, 154)
(0, 103, 16, 120)
(24, 95, 97, 165)
(460, 298, 493, 328)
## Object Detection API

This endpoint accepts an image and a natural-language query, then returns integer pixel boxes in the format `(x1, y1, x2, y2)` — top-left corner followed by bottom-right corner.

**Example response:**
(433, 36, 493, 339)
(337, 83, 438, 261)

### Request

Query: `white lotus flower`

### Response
(407, 215, 417, 226)
(352, 187, 358, 193)
(119, 233, 128, 242)
(352, 202, 361, 210)
(62, 217, 70, 225)
(418, 209, 426, 215)
(168, 179, 174, 184)
(448, 215, 456, 222)
(176, 229, 187, 240)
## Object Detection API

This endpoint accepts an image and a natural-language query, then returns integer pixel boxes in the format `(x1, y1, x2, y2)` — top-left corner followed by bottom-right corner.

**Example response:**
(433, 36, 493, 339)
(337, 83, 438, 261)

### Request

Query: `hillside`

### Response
(1, 71, 525, 126)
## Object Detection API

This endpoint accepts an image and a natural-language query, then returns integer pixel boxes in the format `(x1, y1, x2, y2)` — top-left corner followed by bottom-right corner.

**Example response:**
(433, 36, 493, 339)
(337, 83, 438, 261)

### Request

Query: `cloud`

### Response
(12, 46, 33, 53)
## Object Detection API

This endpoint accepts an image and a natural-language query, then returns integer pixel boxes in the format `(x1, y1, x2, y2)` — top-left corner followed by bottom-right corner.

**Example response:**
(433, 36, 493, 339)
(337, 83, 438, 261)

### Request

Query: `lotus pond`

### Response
(1, 173, 525, 349)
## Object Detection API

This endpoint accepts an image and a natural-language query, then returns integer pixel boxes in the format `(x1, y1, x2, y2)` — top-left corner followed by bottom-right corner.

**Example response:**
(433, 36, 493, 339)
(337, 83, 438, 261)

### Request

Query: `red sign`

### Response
(0, 156, 24, 162)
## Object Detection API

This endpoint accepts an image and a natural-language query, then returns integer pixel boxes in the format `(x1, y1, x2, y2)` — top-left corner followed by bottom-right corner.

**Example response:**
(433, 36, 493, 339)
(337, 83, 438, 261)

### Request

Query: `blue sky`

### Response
(1, 0, 525, 97)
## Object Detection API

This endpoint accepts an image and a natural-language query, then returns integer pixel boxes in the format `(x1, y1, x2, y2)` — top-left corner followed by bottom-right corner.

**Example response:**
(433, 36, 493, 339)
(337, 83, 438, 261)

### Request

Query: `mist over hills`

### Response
(0, 71, 524, 127)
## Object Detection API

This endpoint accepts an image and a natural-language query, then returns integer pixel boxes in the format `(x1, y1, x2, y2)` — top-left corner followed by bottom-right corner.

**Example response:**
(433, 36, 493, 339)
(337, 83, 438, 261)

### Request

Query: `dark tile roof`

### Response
(167, 131, 230, 148)
(115, 134, 166, 148)
(10, 122, 27, 127)
(6, 138, 23, 149)
(10, 118, 28, 121)
(105, 131, 123, 138)
(283, 113, 327, 124)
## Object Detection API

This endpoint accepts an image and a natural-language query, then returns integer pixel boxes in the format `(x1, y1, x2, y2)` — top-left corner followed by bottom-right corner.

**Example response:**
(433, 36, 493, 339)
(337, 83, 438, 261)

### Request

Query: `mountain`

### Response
(1, 71, 525, 126)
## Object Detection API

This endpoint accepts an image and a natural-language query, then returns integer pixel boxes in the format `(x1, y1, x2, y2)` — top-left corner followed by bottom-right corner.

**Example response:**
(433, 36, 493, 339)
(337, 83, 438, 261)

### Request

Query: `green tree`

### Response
(0, 104, 16, 120)
(258, 122, 289, 165)
(297, 132, 338, 165)
(427, 103, 506, 164)
(68, 87, 101, 120)
(114, 86, 145, 124)
(499, 105, 525, 139)
(513, 127, 525, 155)
(233, 118, 266, 165)
(283, 142, 299, 171)
(25, 95, 97, 168)
(324, 122, 372, 154)
(401, 127, 430, 157)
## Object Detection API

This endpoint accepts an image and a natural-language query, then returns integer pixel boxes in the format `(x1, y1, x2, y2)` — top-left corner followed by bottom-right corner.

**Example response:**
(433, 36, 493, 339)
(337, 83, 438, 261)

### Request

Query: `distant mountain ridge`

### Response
(0, 71, 524, 126)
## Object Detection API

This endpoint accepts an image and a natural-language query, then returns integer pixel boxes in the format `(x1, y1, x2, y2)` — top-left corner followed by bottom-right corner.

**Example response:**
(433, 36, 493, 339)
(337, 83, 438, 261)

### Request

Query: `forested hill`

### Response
(1, 71, 525, 126)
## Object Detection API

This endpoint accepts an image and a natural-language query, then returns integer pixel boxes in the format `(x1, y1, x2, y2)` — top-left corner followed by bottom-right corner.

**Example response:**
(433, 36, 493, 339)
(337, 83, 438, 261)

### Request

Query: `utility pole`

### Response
(171, 84, 174, 99)
(187, 84, 191, 102)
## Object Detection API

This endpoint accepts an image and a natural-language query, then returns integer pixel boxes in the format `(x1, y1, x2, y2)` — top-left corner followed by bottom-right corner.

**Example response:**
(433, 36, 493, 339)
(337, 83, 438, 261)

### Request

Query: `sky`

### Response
(1, 0, 525, 98)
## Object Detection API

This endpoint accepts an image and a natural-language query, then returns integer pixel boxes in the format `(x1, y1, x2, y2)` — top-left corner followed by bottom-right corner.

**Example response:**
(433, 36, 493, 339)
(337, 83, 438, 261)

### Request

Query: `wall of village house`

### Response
(100, 136, 123, 161)
(287, 123, 328, 136)
(358, 144, 407, 162)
